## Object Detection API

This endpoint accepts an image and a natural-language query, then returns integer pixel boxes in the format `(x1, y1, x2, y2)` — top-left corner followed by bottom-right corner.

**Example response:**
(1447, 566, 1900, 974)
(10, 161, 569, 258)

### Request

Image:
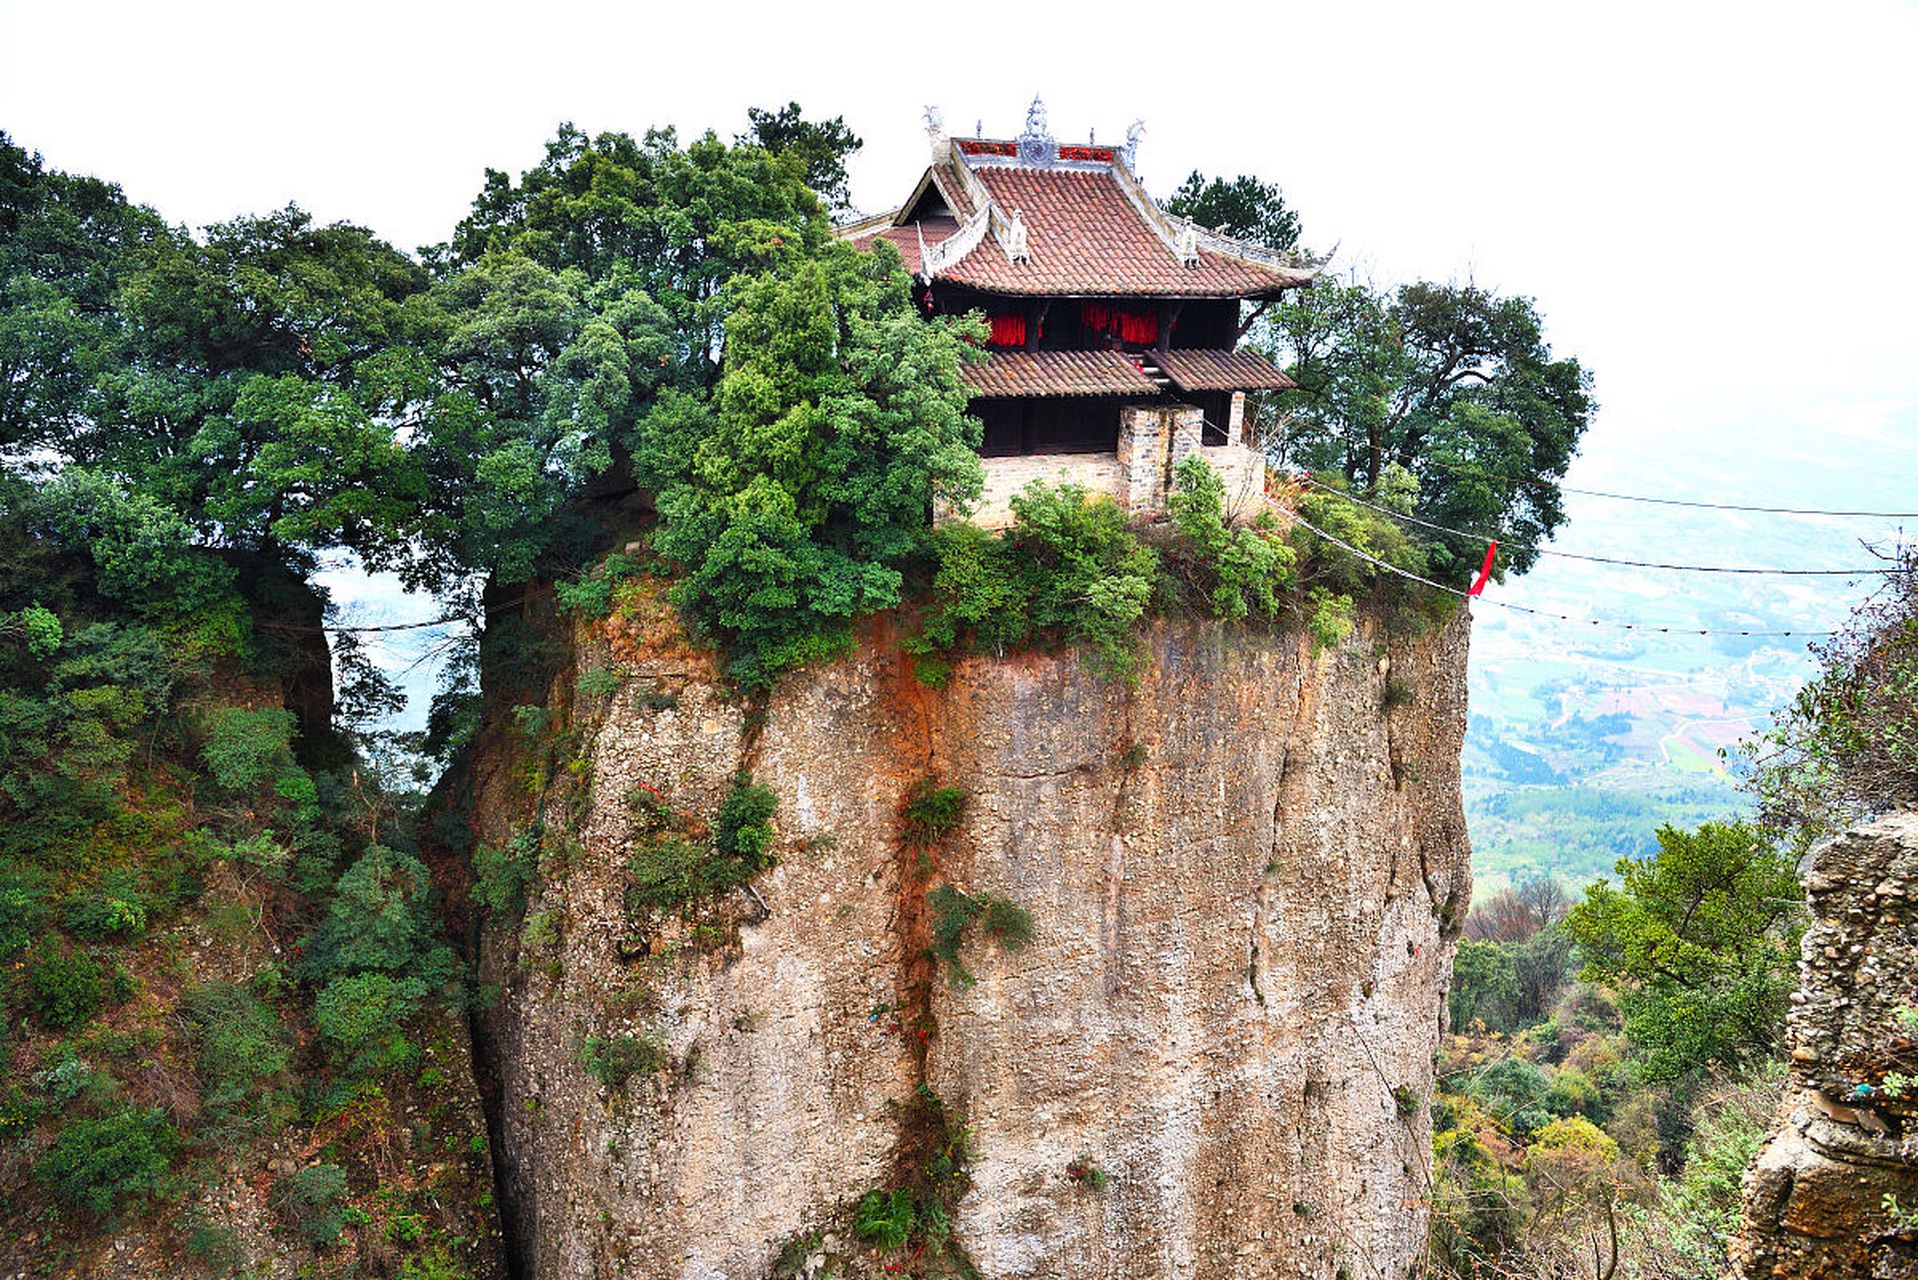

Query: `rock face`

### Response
(1731, 812, 1918, 1280)
(469, 605, 1472, 1280)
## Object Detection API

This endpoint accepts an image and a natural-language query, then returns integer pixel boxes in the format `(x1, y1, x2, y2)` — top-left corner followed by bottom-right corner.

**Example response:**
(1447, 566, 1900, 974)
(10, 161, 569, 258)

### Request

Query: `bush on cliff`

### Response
(641, 235, 985, 688)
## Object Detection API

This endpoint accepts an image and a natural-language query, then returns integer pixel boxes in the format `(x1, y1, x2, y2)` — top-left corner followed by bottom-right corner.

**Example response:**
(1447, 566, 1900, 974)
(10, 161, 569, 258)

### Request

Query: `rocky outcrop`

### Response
(1731, 812, 1918, 1279)
(468, 601, 1473, 1280)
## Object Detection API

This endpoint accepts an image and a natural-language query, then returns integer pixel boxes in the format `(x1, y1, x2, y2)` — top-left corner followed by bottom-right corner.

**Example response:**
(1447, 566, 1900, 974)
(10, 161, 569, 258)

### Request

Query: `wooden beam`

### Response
(1027, 299, 1052, 351)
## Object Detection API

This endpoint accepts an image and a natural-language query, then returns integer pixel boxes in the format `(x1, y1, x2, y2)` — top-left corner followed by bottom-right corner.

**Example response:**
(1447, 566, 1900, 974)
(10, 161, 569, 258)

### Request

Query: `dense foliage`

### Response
(1163, 171, 1301, 252)
(1565, 822, 1802, 1082)
(1750, 544, 1918, 838)
(1259, 279, 1595, 585)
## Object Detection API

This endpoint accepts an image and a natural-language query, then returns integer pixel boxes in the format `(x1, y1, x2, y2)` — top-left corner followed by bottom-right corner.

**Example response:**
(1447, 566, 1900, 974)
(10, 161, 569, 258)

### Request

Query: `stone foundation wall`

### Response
(945, 402, 1270, 531)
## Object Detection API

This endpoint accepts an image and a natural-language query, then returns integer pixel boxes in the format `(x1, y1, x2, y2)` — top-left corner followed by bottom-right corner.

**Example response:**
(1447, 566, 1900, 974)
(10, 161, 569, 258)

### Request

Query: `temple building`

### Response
(840, 100, 1319, 527)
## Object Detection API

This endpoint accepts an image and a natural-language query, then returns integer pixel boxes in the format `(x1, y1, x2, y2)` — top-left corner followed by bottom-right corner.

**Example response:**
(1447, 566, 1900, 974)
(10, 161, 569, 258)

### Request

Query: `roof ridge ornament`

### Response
(1122, 120, 1145, 173)
(1018, 95, 1055, 168)
(1001, 208, 1029, 263)
(923, 104, 946, 162)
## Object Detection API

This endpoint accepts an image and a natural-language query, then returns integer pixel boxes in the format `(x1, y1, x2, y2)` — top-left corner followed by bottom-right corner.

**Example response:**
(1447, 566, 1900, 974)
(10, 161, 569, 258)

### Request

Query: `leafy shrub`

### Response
(184, 1221, 247, 1273)
(580, 1032, 666, 1086)
(0, 866, 47, 959)
(716, 774, 777, 861)
(65, 865, 150, 940)
(313, 973, 424, 1075)
(625, 835, 711, 914)
(1289, 469, 1428, 596)
(1169, 455, 1297, 621)
(396, 1246, 468, 1280)
(184, 982, 294, 1134)
(306, 844, 456, 983)
(555, 551, 638, 619)
(900, 780, 966, 843)
(33, 1045, 99, 1107)
(26, 943, 103, 1029)
(913, 522, 1034, 657)
(471, 832, 538, 915)
(853, 1187, 916, 1250)
(33, 1105, 177, 1218)
(576, 664, 623, 697)
(1009, 483, 1158, 681)
(626, 785, 776, 915)
(1466, 1057, 1554, 1139)
(17, 603, 62, 658)
(1306, 588, 1354, 654)
(272, 1162, 352, 1246)
(201, 706, 298, 791)
(928, 884, 1035, 986)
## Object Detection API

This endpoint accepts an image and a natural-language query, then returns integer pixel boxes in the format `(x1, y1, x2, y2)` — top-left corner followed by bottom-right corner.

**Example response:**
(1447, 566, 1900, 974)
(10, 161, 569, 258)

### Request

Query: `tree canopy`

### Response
(1263, 279, 1595, 584)
(1163, 171, 1300, 252)
(1564, 820, 1802, 1082)
(738, 102, 864, 215)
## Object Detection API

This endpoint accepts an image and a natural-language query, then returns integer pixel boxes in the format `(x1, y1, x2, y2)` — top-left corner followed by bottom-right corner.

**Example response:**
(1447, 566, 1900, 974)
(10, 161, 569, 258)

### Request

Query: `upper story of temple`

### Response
(840, 99, 1319, 526)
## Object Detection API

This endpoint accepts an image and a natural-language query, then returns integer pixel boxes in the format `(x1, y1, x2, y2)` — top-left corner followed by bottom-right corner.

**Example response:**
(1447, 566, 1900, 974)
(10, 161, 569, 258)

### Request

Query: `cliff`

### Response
(465, 591, 1473, 1280)
(1731, 812, 1918, 1279)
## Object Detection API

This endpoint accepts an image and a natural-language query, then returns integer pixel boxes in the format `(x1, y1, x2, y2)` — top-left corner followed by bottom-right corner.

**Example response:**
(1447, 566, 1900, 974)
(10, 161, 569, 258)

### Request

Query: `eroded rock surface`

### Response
(470, 610, 1472, 1279)
(1731, 812, 1918, 1279)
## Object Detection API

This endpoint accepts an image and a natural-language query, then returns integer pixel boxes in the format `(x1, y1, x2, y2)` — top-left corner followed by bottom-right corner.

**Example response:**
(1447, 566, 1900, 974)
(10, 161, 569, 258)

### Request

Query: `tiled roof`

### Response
(1154, 347, 1297, 392)
(960, 350, 1163, 398)
(848, 217, 959, 276)
(935, 167, 1312, 298)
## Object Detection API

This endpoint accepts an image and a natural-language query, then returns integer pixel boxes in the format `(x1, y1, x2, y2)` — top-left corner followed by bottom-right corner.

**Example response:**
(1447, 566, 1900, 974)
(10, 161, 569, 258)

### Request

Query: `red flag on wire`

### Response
(1468, 541, 1498, 596)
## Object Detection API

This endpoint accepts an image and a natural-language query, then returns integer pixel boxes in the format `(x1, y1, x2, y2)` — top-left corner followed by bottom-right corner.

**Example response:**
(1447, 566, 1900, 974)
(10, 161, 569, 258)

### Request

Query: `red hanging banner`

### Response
(1468, 541, 1498, 596)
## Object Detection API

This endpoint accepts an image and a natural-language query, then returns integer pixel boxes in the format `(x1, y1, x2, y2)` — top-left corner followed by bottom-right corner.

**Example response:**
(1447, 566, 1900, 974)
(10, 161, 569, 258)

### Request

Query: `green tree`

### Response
(1450, 938, 1521, 1032)
(1163, 171, 1300, 252)
(1564, 821, 1802, 1082)
(739, 102, 864, 214)
(1749, 546, 1917, 838)
(1266, 280, 1595, 585)
(645, 234, 982, 684)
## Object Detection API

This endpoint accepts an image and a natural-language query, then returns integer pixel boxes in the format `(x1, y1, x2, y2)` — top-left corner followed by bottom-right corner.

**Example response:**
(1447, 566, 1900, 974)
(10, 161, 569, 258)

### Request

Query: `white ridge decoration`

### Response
(919, 200, 992, 280)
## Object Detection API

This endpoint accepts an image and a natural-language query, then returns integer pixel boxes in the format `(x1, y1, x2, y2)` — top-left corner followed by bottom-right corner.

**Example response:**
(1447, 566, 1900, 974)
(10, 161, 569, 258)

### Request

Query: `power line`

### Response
(1291, 474, 1895, 577)
(1361, 447, 1918, 519)
(1285, 509, 1840, 638)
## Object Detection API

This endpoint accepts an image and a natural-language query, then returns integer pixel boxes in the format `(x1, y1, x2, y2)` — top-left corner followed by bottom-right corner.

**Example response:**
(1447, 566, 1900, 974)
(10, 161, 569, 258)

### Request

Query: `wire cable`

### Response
(1285, 510, 1840, 638)
(1290, 474, 1895, 577)
(1319, 445, 1918, 519)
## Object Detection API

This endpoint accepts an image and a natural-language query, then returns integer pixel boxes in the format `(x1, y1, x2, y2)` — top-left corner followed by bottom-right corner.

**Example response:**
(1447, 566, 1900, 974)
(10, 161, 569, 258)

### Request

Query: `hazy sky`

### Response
(5, 0, 1915, 666)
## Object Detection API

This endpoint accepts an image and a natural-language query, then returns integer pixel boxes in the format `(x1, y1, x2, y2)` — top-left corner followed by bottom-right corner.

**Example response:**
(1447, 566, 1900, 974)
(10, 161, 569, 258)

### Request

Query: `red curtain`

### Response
(988, 314, 1027, 348)
(1079, 303, 1157, 346)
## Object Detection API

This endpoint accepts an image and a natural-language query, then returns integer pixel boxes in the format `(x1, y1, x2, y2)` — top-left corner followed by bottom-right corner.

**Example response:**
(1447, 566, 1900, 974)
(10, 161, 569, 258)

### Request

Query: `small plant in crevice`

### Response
(1393, 1084, 1422, 1119)
(928, 884, 1035, 987)
(576, 664, 623, 698)
(851, 1084, 977, 1275)
(1065, 1156, 1110, 1190)
(852, 1186, 916, 1250)
(580, 1031, 666, 1087)
(901, 779, 967, 845)
(1382, 676, 1416, 714)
